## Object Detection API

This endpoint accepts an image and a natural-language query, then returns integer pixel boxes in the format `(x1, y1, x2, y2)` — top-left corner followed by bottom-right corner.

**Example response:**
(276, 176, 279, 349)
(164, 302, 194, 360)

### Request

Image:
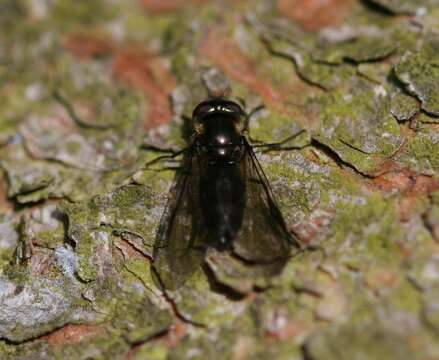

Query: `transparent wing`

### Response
(153, 148, 207, 290)
(232, 139, 298, 267)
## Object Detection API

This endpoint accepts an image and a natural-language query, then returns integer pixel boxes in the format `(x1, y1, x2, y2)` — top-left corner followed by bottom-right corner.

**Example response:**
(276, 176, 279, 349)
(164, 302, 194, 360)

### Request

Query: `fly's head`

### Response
(192, 98, 246, 162)
(193, 98, 245, 120)
(192, 98, 245, 134)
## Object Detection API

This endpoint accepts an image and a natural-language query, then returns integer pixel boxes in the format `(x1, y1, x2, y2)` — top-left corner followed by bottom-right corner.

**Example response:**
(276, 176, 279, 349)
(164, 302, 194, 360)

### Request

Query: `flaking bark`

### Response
(1, 0, 439, 359)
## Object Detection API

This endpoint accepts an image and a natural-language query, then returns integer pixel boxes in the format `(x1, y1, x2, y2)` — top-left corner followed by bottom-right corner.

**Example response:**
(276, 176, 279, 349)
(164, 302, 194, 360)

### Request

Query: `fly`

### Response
(153, 98, 299, 289)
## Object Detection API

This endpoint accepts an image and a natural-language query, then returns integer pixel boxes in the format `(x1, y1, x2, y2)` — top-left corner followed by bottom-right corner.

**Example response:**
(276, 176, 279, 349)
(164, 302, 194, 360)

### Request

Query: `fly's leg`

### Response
(141, 143, 185, 155)
(141, 147, 187, 169)
(251, 129, 307, 152)
(238, 100, 307, 152)
(141, 136, 197, 170)
(236, 97, 265, 133)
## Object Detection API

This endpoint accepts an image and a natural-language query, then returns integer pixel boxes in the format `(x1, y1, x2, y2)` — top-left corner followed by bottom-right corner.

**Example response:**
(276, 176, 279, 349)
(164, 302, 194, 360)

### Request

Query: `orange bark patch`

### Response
(265, 320, 308, 342)
(28, 250, 54, 276)
(42, 324, 105, 348)
(124, 321, 185, 360)
(373, 160, 405, 177)
(410, 175, 439, 194)
(139, 0, 207, 13)
(371, 169, 439, 220)
(364, 268, 399, 291)
(277, 0, 354, 32)
(398, 175, 439, 221)
(115, 237, 151, 261)
(64, 32, 113, 59)
(292, 208, 334, 244)
(0, 175, 13, 214)
(371, 168, 416, 193)
(63, 32, 176, 130)
(113, 47, 175, 129)
(162, 320, 186, 348)
(371, 170, 439, 196)
(198, 29, 300, 115)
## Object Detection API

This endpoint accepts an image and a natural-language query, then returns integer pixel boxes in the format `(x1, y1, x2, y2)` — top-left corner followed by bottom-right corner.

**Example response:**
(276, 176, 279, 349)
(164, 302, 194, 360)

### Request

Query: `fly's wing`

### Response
(153, 148, 206, 290)
(233, 139, 299, 266)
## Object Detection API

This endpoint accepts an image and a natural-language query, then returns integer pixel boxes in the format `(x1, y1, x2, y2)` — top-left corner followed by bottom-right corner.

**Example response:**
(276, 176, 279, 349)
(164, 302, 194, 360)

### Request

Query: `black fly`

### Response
(153, 98, 299, 289)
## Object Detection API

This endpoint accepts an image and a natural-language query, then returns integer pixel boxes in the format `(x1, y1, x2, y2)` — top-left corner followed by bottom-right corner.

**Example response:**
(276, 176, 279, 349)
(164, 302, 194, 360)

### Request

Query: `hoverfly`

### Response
(153, 98, 299, 289)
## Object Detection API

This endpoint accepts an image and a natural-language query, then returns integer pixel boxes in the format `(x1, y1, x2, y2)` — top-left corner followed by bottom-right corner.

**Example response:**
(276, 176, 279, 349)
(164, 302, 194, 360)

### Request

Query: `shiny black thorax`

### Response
(195, 112, 246, 250)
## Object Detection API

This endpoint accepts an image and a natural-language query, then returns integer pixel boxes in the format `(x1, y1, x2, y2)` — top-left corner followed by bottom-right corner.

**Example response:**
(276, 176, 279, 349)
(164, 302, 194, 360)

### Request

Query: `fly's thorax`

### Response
(191, 98, 247, 163)
(196, 136, 245, 163)
(196, 114, 245, 163)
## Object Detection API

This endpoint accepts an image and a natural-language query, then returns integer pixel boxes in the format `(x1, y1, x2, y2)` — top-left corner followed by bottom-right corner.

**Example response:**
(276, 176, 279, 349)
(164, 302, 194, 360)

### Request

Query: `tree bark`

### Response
(1, 0, 439, 359)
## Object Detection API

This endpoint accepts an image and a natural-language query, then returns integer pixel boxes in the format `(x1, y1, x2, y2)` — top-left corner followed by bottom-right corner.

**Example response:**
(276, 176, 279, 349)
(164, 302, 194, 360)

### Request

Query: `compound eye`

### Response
(224, 101, 245, 117)
(193, 99, 246, 121)
(225, 102, 244, 116)
(193, 102, 215, 120)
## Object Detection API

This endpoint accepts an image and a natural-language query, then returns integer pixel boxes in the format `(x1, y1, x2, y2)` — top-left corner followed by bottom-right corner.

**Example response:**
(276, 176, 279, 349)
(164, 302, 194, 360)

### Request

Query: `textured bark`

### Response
(1, 0, 439, 359)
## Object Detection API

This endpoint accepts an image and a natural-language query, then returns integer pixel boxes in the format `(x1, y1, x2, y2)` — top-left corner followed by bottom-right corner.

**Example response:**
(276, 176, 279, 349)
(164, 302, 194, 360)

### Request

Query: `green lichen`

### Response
(121, 7, 176, 45)
(305, 316, 415, 360)
(357, 62, 392, 84)
(388, 279, 422, 314)
(267, 39, 356, 90)
(132, 342, 168, 360)
(1, 77, 144, 204)
(313, 35, 396, 64)
(60, 184, 161, 281)
(311, 85, 404, 175)
(59, 201, 99, 281)
(122, 257, 156, 292)
(165, 269, 245, 327)
(432, 190, 439, 205)
(0, 340, 54, 360)
(395, 35, 439, 117)
(205, 248, 281, 294)
(2, 0, 439, 358)
(51, 0, 117, 29)
(249, 109, 310, 146)
(390, 90, 419, 122)
(423, 287, 439, 335)
(111, 294, 172, 344)
(406, 127, 439, 173)
(51, 337, 128, 360)
(329, 194, 401, 268)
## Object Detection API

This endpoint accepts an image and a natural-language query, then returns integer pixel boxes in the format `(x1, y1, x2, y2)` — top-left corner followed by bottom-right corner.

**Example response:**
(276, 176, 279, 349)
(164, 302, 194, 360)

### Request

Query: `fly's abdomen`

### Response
(200, 163, 245, 250)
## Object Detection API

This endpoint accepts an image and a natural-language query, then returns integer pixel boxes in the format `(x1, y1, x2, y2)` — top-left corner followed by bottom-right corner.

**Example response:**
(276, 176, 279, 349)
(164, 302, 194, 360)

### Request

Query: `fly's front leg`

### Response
(140, 111, 196, 168)
(239, 99, 265, 133)
(141, 143, 184, 155)
(140, 146, 188, 169)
